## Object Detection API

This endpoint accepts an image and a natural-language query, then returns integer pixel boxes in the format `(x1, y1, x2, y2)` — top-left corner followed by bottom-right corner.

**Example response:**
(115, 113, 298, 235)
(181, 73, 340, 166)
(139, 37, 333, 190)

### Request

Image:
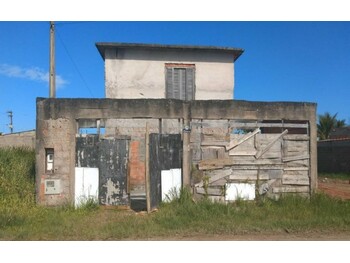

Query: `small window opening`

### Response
(46, 148, 54, 173)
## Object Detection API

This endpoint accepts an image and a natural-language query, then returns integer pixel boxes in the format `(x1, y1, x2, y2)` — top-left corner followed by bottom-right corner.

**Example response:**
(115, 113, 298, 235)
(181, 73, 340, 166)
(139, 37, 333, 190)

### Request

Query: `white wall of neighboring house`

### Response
(104, 48, 236, 100)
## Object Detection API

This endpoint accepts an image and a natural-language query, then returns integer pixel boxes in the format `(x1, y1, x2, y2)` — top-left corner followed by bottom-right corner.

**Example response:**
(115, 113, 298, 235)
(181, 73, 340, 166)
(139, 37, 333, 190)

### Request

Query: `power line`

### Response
(56, 27, 95, 97)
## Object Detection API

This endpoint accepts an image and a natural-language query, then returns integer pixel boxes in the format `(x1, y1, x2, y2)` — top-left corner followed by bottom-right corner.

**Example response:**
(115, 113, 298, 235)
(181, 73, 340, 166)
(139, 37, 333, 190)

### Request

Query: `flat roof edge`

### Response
(95, 42, 244, 61)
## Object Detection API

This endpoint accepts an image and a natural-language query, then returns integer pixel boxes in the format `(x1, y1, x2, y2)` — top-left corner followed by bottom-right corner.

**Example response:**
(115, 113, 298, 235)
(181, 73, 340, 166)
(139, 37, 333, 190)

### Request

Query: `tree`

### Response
(317, 112, 346, 140)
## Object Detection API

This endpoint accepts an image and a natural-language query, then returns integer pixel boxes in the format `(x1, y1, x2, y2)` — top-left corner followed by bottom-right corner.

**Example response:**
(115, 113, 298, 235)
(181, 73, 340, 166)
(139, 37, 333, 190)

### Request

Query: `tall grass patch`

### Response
(0, 147, 36, 228)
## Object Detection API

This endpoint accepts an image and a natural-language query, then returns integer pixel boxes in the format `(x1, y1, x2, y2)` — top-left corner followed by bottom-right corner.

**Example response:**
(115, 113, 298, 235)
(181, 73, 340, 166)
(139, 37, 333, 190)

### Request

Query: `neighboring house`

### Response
(0, 130, 35, 149)
(95, 42, 244, 100)
(329, 127, 350, 139)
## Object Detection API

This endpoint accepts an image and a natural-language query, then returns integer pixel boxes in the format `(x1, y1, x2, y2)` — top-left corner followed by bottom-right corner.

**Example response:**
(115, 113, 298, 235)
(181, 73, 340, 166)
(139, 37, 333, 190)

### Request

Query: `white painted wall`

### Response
(161, 168, 182, 202)
(74, 167, 99, 208)
(104, 48, 235, 100)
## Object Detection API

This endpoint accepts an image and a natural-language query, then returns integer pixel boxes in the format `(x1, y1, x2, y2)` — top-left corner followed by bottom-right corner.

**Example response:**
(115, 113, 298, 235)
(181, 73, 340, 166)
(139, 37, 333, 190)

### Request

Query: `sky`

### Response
(0, 21, 350, 133)
(1, 0, 350, 134)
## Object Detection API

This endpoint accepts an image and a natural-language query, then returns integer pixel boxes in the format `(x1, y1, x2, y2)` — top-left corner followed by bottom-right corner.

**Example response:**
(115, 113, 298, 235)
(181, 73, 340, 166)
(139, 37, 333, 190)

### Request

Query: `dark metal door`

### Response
(99, 138, 129, 206)
(75, 135, 130, 206)
(149, 134, 182, 210)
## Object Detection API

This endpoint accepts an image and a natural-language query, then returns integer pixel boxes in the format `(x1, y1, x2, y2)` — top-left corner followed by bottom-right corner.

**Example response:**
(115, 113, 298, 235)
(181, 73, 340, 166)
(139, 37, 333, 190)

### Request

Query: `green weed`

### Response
(1, 147, 350, 240)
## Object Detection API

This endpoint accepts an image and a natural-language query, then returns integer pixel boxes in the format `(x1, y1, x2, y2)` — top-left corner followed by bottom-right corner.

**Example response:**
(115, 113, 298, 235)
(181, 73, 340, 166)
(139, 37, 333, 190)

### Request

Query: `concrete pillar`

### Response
(309, 106, 318, 192)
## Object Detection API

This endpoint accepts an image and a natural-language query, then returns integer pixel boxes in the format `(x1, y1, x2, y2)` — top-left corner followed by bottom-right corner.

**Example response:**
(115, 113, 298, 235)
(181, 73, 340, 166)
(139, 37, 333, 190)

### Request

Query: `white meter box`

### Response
(45, 179, 61, 195)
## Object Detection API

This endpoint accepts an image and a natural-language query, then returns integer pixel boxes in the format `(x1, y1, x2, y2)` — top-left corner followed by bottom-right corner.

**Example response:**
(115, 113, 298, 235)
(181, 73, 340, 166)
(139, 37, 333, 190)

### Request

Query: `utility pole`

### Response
(7, 111, 13, 133)
(49, 21, 56, 98)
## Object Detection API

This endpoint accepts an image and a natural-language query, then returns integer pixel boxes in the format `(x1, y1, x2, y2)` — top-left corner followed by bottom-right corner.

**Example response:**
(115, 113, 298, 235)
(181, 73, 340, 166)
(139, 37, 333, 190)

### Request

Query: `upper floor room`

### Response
(96, 42, 244, 100)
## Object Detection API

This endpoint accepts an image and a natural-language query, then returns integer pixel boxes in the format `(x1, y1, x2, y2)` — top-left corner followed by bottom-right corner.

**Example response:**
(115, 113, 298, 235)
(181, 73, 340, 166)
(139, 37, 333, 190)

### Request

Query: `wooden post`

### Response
(145, 122, 151, 213)
(182, 103, 191, 187)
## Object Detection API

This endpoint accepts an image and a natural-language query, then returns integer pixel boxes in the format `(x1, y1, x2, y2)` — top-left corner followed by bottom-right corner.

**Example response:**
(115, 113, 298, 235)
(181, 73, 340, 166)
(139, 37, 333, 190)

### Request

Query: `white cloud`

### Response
(0, 64, 68, 88)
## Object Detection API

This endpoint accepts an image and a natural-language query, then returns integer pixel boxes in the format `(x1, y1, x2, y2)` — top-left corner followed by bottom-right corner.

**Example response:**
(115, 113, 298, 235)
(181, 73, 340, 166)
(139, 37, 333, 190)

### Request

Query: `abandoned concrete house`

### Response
(35, 42, 317, 209)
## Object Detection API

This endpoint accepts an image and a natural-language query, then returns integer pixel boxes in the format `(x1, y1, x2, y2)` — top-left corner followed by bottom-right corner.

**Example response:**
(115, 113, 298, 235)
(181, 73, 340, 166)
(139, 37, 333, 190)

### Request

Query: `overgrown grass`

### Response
(1, 147, 350, 240)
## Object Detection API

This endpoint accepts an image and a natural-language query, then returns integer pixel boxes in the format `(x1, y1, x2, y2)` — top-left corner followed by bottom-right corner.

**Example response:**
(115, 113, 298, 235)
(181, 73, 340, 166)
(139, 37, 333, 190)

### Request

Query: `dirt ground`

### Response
(318, 177, 350, 200)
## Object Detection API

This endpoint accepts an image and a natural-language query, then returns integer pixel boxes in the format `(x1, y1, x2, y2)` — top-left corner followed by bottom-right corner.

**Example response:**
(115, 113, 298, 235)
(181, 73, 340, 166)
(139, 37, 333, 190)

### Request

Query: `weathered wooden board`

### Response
(272, 186, 309, 193)
(229, 150, 257, 156)
(283, 154, 309, 162)
(201, 147, 229, 160)
(217, 147, 228, 159)
(201, 148, 219, 160)
(229, 169, 278, 180)
(231, 165, 284, 170)
(202, 133, 229, 143)
(283, 135, 309, 141)
(229, 174, 269, 180)
(195, 168, 232, 187)
(261, 169, 283, 179)
(196, 187, 224, 196)
(198, 157, 284, 170)
(226, 128, 260, 151)
(229, 134, 257, 156)
(285, 159, 309, 167)
(190, 129, 201, 143)
(284, 140, 309, 153)
(210, 178, 228, 186)
(282, 174, 310, 185)
(201, 141, 228, 147)
(283, 170, 309, 176)
(191, 144, 202, 162)
(284, 167, 309, 172)
(255, 130, 288, 159)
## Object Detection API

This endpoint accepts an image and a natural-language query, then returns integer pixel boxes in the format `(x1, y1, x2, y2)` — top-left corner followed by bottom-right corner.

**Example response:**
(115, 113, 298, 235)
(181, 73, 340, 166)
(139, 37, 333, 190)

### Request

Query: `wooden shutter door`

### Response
(185, 68, 194, 100)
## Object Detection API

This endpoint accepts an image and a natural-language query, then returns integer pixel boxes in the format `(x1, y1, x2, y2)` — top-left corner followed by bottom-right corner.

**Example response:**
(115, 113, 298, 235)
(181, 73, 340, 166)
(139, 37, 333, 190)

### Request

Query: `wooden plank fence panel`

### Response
(231, 165, 284, 170)
(210, 178, 228, 186)
(283, 154, 309, 162)
(282, 174, 310, 185)
(285, 140, 309, 153)
(272, 186, 309, 193)
(226, 128, 260, 151)
(283, 135, 310, 141)
(196, 187, 223, 196)
(195, 168, 232, 187)
(229, 174, 269, 181)
(255, 130, 288, 159)
(198, 157, 284, 170)
(285, 159, 309, 167)
(284, 167, 309, 171)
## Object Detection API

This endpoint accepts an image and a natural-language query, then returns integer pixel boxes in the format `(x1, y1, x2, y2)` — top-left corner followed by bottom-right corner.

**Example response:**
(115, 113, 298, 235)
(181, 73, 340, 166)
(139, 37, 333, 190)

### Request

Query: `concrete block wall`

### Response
(36, 118, 75, 206)
(0, 130, 35, 149)
(36, 98, 317, 206)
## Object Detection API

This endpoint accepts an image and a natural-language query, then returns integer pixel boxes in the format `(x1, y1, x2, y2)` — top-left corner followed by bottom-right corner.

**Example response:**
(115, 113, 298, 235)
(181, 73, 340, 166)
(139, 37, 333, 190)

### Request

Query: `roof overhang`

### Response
(95, 42, 244, 62)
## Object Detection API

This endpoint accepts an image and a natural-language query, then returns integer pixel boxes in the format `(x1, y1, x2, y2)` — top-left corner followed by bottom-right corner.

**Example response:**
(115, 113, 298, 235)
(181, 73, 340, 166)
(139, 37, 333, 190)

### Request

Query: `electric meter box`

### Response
(45, 179, 61, 195)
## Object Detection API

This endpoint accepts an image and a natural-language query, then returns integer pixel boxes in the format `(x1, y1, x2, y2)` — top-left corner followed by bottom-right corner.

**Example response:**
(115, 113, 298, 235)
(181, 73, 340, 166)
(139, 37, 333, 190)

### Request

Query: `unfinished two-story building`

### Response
(35, 42, 317, 209)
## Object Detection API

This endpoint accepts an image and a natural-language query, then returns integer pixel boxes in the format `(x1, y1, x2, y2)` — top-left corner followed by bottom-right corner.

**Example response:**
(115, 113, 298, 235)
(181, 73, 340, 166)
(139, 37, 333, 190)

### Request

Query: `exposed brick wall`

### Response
(129, 140, 146, 192)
